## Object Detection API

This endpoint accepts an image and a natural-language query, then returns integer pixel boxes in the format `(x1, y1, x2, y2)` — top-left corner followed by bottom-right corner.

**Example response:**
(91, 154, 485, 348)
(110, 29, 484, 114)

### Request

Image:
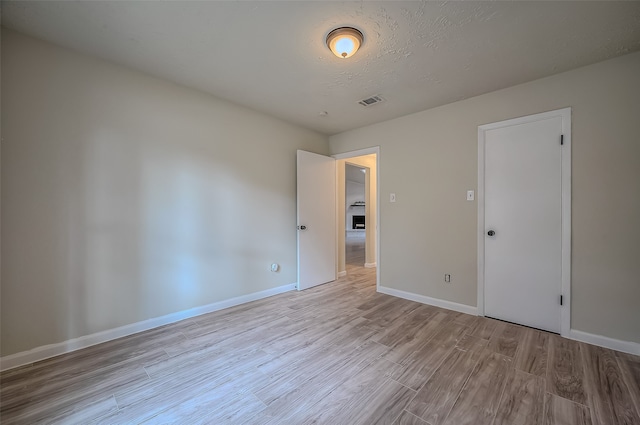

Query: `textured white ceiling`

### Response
(2, 1, 640, 135)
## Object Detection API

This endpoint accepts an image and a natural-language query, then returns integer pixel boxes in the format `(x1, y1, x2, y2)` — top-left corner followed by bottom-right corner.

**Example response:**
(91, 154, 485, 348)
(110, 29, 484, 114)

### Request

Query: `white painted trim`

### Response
(332, 146, 381, 292)
(337, 270, 347, 277)
(364, 262, 377, 268)
(568, 330, 640, 356)
(379, 286, 477, 316)
(0, 283, 297, 372)
(560, 109, 572, 336)
(477, 107, 572, 337)
(477, 126, 486, 316)
(332, 147, 379, 160)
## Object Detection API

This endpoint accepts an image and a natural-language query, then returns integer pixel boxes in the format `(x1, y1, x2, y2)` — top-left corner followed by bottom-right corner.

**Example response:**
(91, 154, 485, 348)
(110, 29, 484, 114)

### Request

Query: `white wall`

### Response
(0, 29, 329, 357)
(330, 52, 640, 344)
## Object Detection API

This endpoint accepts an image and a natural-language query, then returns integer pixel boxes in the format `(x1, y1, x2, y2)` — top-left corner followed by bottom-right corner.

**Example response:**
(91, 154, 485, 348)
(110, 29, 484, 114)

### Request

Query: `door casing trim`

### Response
(477, 107, 571, 337)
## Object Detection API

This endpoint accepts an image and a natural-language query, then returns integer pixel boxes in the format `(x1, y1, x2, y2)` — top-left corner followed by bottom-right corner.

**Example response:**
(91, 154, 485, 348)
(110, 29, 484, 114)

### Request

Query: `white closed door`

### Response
(483, 115, 563, 333)
(297, 150, 336, 290)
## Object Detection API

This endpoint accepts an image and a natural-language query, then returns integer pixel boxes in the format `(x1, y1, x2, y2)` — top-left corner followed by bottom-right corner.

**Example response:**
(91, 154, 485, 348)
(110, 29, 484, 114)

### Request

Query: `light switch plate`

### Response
(390, 193, 396, 203)
(467, 190, 475, 201)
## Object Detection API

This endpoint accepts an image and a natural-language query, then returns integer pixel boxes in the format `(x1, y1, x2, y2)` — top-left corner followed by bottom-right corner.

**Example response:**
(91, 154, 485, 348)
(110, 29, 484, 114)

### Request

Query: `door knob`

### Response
(487, 230, 495, 236)
(298, 225, 307, 230)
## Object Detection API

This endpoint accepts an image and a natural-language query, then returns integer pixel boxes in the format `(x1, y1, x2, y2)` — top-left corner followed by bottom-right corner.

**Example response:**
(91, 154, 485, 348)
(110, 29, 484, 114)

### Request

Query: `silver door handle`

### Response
(487, 230, 495, 236)
(297, 225, 307, 231)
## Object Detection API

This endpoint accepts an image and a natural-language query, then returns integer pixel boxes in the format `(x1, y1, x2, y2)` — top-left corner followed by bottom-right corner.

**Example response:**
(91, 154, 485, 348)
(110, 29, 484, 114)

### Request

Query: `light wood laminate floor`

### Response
(2, 243, 639, 424)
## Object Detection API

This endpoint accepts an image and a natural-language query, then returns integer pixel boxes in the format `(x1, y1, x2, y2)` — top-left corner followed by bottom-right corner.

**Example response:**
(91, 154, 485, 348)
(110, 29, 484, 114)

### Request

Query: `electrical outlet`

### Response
(444, 274, 451, 283)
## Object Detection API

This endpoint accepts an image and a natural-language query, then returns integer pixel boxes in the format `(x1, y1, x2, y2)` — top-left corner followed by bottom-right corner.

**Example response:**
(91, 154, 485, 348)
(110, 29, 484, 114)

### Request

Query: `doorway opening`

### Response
(333, 148, 379, 289)
(345, 163, 367, 268)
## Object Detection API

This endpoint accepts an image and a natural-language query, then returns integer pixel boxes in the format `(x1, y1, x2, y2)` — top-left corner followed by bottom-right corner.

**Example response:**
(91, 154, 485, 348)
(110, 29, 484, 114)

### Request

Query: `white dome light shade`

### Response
(326, 27, 363, 59)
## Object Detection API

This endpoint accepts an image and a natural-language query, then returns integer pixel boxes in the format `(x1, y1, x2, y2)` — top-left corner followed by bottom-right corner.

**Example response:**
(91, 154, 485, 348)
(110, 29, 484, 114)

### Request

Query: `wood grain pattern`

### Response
(488, 321, 524, 358)
(333, 378, 416, 425)
(1, 240, 638, 425)
(547, 334, 588, 405)
(581, 344, 640, 425)
(442, 349, 513, 425)
(544, 392, 593, 425)
(615, 352, 640, 420)
(289, 356, 404, 424)
(467, 316, 500, 340)
(393, 410, 430, 425)
(406, 344, 484, 425)
(515, 328, 549, 377)
(388, 320, 469, 391)
(493, 368, 545, 425)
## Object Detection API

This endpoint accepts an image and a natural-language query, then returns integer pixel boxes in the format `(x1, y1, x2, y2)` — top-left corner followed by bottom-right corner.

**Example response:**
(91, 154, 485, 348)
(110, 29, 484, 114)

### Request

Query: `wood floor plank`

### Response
(0, 350, 162, 424)
(285, 356, 404, 424)
(442, 349, 513, 425)
(544, 392, 593, 425)
(363, 298, 422, 331)
(374, 304, 438, 348)
(547, 334, 588, 405)
(581, 344, 640, 425)
(488, 321, 524, 358)
(139, 389, 266, 425)
(45, 395, 119, 425)
(0, 324, 185, 395)
(615, 352, 640, 419)
(393, 410, 431, 425)
(114, 359, 270, 423)
(456, 333, 489, 352)
(493, 368, 545, 425)
(256, 341, 390, 422)
(389, 321, 469, 391)
(255, 319, 376, 379)
(406, 344, 484, 425)
(383, 311, 451, 365)
(331, 378, 416, 425)
(467, 316, 500, 340)
(514, 328, 549, 377)
(450, 311, 481, 327)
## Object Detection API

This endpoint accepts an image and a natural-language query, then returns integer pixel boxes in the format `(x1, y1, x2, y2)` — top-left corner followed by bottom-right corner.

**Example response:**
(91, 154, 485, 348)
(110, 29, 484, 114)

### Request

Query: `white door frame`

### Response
(477, 108, 571, 336)
(333, 147, 381, 291)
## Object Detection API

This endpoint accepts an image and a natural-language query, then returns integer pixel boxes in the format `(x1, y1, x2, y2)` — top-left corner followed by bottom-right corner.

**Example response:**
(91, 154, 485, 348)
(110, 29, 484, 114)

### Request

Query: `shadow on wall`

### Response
(49, 126, 300, 348)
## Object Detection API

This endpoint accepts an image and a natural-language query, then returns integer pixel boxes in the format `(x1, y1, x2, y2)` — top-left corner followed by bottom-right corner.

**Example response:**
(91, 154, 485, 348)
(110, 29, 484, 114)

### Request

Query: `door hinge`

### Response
(560, 135, 564, 145)
(560, 295, 563, 306)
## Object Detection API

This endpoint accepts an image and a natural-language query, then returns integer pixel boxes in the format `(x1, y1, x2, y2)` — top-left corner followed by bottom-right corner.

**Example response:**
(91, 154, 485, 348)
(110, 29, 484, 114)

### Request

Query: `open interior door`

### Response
(297, 150, 336, 290)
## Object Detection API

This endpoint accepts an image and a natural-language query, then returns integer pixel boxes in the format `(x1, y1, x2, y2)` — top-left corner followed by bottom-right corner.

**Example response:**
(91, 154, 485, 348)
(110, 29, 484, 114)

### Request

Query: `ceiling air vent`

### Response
(358, 95, 384, 107)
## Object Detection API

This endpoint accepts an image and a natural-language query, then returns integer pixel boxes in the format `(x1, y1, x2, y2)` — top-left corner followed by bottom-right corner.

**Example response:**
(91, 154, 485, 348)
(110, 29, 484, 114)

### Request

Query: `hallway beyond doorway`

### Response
(346, 231, 366, 267)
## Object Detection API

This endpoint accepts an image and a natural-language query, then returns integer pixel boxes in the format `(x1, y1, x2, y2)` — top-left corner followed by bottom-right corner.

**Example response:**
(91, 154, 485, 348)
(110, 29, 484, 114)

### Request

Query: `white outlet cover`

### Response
(467, 190, 475, 201)
(390, 193, 396, 203)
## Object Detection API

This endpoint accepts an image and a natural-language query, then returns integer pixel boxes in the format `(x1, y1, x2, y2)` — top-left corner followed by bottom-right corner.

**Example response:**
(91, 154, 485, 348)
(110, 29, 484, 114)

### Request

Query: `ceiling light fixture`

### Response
(326, 27, 363, 59)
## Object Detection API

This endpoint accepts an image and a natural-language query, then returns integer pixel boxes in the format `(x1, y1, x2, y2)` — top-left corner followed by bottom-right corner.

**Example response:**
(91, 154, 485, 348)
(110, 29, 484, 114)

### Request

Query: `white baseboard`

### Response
(378, 286, 477, 316)
(568, 329, 640, 356)
(0, 283, 297, 372)
(364, 262, 377, 268)
(337, 270, 347, 277)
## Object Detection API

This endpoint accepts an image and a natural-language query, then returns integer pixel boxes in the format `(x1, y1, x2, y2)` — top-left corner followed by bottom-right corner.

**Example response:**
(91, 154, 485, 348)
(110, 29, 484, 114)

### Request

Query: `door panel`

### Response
(484, 116, 562, 333)
(297, 150, 336, 290)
